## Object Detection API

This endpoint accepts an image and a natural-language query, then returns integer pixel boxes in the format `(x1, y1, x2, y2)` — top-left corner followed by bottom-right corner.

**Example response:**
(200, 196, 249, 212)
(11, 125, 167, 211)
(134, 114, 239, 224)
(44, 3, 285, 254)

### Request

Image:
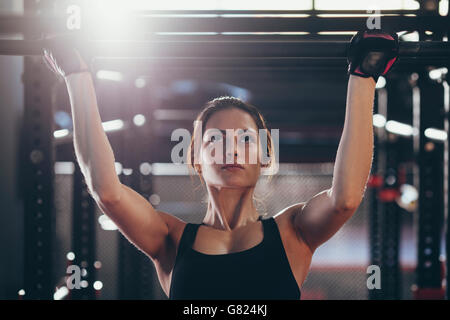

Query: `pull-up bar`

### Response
(0, 40, 449, 59)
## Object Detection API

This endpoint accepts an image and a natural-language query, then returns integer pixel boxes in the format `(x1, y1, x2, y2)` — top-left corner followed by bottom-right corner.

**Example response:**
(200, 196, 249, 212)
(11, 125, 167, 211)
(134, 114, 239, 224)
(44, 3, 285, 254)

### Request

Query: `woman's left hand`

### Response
(347, 29, 399, 83)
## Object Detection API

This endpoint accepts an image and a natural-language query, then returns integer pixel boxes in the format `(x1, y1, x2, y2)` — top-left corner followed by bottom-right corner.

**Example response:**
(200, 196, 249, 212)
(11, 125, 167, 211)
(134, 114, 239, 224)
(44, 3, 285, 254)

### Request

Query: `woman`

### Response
(43, 30, 398, 299)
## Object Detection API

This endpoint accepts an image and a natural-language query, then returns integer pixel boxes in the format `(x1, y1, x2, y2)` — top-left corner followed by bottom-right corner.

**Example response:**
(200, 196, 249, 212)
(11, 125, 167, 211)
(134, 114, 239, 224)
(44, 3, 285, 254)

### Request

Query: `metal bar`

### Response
(0, 15, 448, 34)
(0, 9, 422, 18)
(21, 0, 55, 300)
(91, 57, 448, 72)
(368, 88, 387, 300)
(129, 9, 421, 15)
(124, 16, 447, 33)
(380, 111, 402, 299)
(1, 39, 449, 58)
(373, 86, 402, 300)
(444, 79, 450, 299)
(70, 165, 97, 300)
(412, 71, 446, 300)
(445, 79, 450, 300)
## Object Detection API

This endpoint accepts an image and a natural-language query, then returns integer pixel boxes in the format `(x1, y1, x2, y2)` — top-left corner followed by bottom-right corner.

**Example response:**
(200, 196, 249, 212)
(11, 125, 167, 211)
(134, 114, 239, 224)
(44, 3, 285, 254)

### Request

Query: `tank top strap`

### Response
(260, 216, 281, 248)
(177, 223, 202, 257)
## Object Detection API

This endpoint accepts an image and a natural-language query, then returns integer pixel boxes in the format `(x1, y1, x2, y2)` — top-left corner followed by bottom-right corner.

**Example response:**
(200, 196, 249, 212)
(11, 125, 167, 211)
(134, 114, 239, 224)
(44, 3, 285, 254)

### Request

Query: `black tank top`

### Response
(169, 216, 301, 300)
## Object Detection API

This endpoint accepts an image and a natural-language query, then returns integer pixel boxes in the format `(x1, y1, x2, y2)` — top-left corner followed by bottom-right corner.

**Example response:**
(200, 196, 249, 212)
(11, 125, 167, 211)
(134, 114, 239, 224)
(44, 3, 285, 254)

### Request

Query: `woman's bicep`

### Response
(97, 183, 170, 260)
(293, 189, 357, 252)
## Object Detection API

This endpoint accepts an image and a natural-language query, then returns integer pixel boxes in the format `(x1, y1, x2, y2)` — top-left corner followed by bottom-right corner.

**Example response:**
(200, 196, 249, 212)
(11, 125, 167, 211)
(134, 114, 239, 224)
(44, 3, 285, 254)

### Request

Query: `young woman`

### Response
(43, 30, 398, 299)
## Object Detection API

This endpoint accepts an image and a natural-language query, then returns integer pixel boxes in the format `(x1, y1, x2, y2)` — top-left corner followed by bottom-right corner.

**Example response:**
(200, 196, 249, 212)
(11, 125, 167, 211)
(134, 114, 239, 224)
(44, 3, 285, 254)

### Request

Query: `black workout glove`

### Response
(347, 29, 399, 83)
(42, 34, 91, 78)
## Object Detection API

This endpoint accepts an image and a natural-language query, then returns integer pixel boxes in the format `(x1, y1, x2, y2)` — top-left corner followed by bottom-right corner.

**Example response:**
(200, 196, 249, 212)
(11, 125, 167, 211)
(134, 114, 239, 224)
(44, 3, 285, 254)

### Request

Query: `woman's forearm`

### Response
(65, 72, 122, 202)
(331, 75, 376, 210)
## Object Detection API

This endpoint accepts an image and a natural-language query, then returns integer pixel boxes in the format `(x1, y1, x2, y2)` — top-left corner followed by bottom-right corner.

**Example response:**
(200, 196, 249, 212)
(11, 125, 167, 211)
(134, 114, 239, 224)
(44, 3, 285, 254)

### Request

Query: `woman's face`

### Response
(198, 108, 263, 188)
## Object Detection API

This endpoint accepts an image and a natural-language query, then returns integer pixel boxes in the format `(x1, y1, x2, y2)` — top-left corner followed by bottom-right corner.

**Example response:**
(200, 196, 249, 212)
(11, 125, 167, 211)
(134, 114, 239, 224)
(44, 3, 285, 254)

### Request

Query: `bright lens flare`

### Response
(87, 0, 137, 38)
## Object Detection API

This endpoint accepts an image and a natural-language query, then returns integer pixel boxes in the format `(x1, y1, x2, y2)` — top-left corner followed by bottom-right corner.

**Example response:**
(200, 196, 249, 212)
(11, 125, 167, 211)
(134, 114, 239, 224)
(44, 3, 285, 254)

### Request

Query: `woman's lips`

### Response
(221, 164, 244, 170)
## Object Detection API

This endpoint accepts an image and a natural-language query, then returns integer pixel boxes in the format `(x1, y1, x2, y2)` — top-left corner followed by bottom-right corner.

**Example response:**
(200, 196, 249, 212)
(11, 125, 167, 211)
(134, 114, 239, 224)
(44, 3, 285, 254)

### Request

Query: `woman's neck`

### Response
(202, 186, 260, 231)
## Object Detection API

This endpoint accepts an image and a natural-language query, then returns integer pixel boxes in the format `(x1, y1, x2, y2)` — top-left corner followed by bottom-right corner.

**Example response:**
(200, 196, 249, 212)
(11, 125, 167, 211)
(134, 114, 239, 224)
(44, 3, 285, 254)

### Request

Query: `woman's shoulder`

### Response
(273, 202, 307, 225)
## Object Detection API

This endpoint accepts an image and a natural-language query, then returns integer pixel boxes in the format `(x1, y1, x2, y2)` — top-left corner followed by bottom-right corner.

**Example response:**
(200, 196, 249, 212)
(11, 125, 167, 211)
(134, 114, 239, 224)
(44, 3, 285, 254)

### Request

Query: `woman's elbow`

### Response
(333, 196, 361, 213)
(95, 185, 123, 206)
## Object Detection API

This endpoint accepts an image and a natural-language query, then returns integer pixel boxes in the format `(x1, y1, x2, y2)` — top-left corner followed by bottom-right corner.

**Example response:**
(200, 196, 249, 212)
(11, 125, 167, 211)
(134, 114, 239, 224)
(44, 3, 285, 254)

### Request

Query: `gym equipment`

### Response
(0, 39, 449, 60)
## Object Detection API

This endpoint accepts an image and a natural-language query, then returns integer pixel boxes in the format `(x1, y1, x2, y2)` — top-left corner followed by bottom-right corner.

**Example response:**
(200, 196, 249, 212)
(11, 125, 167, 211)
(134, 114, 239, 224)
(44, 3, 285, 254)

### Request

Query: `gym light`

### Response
(93, 281, 103, 290)
(385, 120, 418, 136)
(53, 129, 69, 138)
(135, 78, 146, 88)
(424, 128, 447, 141)
(149, 194, 161, 206)
(315, 0, 420, 10)
(139, 162, 152, 175)
(96, 70, 124, 82)
(98, 214, 118, 231)
(395, 184, 418, 213)
(429, 67, 448, 81)
(221, 32, 310, 35)
(317, 14, 381, 18)
(85, 0, 313, 21)
(127, 0, 312, 10)
(54, 120, 124, 140)
(318, 31, 356, 35)
(440, 0, 449, 16)
(133, 114, 146, 126)
(114, 162, 123, 175)
(156, 32, 219, 36)
(400, 31, 420, 42)
(373, 114, 387, 128)
(376, 76, 386, 89)
(221, 14, 310, 18)
(66, 252, 75, 261)
(53, 286, 69, 300)
(122, 168, 133, 176)
(102, 119, 124, 132)
(55, 162, 75, 175)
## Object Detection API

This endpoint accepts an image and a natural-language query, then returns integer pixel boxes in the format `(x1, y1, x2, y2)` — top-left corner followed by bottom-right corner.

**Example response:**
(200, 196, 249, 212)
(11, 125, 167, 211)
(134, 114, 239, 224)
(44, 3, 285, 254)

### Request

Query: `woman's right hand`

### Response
(42, 34, 91, 78)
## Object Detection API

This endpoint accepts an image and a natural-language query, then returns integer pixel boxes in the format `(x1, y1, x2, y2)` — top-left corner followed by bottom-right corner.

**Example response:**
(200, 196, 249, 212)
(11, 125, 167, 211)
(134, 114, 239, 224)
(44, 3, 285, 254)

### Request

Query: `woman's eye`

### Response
(209, 135, 222, 142)
(240, 135, 256, 143)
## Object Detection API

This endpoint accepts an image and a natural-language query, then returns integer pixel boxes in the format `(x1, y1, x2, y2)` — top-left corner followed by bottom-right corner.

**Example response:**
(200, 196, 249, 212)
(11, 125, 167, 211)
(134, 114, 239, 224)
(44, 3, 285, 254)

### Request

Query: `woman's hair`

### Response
(186, 96, 276, 215)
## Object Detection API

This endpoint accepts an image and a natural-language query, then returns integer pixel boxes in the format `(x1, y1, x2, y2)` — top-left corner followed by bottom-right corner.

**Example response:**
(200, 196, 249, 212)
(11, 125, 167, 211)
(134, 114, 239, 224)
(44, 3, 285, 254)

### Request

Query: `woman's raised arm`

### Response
(43, 36, 172, 261)
(65, 72, 171, 259)
(292, 30, 399, 252)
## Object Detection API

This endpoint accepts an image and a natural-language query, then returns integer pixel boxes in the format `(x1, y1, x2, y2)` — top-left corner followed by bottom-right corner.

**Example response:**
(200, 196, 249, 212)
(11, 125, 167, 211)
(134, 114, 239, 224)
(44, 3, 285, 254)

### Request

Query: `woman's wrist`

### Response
(64, 69, 91, 80)
(349, 74, 376, 88)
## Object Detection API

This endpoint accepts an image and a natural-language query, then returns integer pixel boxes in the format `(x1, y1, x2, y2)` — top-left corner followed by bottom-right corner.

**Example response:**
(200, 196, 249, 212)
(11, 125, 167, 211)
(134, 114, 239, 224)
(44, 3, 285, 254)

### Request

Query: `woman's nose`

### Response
(225, 135, 238, 161)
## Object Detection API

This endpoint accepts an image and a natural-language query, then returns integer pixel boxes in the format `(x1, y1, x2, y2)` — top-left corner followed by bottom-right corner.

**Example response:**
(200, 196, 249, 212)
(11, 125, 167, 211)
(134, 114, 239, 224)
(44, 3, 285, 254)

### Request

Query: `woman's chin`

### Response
(217, 177, 256, 188)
